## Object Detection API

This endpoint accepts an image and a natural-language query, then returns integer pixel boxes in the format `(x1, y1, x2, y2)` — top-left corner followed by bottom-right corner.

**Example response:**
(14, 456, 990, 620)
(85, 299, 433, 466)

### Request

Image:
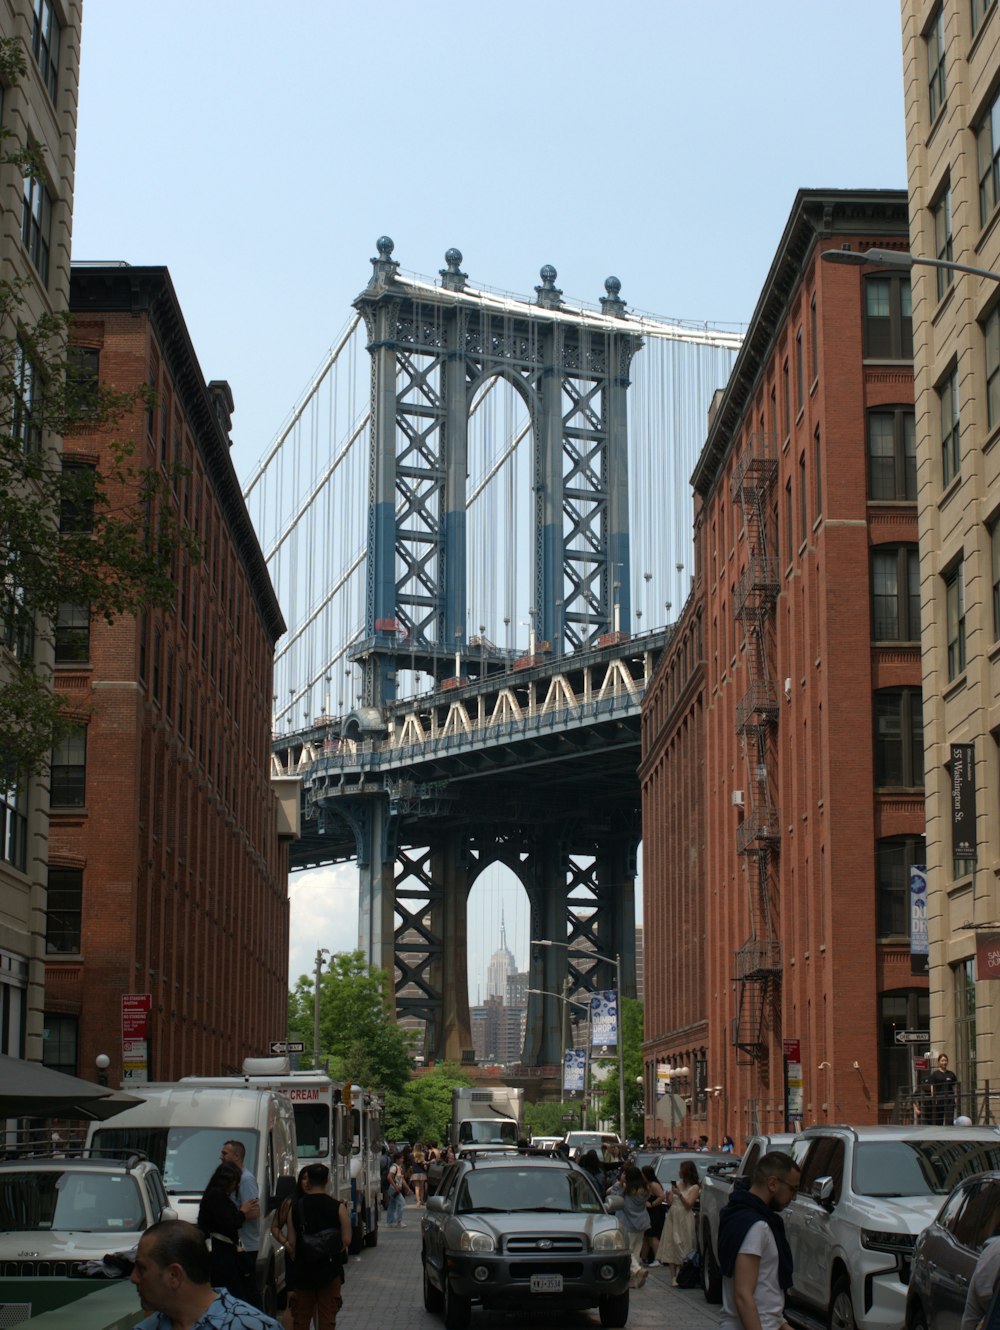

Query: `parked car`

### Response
(906, 1170, 1000, 1330)
(420, 1151, 631, 1328)
(653, 1149, 731, 1190)
(0, 1154, 175, 1276)
(563, 1131, 622, 1160)
(782, 1124, 1000, 1330)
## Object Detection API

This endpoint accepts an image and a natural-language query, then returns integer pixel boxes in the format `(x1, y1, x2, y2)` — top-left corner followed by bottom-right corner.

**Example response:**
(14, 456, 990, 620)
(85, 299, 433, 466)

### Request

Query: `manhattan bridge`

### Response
(249, 239, 742, 1069)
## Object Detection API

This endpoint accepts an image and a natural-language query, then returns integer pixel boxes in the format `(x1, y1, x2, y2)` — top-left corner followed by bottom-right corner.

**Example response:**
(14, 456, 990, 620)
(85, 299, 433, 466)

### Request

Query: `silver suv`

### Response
(0, 1154, 175, 1276)
(782, 1124, 1000, 1330)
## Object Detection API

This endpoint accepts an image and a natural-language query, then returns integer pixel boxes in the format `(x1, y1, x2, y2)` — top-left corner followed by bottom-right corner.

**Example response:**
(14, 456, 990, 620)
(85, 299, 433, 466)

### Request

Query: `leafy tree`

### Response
(592, 996, 644, 1139)
(524, 1099, 581, 1138)
(0, 36, 196, 772)
(287, 950, 415, 1093)
(383, 1061, 473, 1144)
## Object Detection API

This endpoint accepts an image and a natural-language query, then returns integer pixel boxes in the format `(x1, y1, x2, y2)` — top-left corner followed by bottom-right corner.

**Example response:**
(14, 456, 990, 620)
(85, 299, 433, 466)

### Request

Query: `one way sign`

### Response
(269, 1040, 305, 1054)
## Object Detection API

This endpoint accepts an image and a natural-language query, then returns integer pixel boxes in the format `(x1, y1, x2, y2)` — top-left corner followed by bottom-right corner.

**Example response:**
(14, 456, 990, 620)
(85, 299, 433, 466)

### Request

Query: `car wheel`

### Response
(829, 1277, 857, 1330)
(701, 1228, 722, 1304)
(599, 1290, 630, 1328)
(423, 1258, 445, 1313)
(443, 1277, 473, 1330)
(909, 1306, 928, 1330)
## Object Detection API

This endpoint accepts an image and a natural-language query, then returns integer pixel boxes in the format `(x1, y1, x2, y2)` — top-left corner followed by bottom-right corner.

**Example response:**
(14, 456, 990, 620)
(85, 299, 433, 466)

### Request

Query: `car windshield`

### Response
(654, 1152, 727, 1186)
(0, 1170, 145, 1233)
(459, 1121, 519, 1146)
(456, 1167, 603, 1213)
(91, 1127, 259, 1193)
(854, 1140, 1000, 1197)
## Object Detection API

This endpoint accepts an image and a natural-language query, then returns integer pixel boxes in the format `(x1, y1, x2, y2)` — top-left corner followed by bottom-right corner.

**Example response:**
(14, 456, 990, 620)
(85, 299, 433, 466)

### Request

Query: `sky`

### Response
(70, 1, 908, 995)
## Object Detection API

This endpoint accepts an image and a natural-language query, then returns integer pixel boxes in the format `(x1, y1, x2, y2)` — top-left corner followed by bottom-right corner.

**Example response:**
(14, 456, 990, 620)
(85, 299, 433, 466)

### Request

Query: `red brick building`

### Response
(43, 265, 291, 1084)
(641, 190, 925, 1141)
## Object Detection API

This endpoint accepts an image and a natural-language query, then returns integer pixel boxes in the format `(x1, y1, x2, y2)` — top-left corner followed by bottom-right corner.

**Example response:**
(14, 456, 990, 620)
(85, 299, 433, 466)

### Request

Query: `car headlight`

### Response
(861, 1230, 916, 1255)
(593, 1228, 626, 1252)
(458, 1230, 496, 1253)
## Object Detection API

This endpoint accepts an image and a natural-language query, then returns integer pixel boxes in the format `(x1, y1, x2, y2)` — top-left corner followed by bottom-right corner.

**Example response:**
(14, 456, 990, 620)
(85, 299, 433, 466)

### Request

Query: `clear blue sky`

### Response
(70, 1, 908, 995)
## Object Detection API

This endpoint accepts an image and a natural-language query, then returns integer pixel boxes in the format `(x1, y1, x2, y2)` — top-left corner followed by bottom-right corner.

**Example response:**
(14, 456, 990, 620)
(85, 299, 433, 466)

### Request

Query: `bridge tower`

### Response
(334, 240, 644, 1065)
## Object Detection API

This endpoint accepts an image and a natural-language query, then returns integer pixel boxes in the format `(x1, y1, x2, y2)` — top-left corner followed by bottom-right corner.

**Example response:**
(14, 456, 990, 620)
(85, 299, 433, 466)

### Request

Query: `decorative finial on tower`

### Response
(535, 264, 563, 310)
(600, 275, 627, 318)
(500, 909, 507, 952)
(440, 247, 468, 292)
(367, 235, 399, 289)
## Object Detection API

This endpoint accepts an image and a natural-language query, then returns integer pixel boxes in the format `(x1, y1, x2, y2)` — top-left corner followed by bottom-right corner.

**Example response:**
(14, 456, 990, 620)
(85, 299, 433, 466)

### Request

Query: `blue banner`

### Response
(910, 865, 928, 955)
(563, 1048, 586, 1093)
(591, 990, 618, 1049)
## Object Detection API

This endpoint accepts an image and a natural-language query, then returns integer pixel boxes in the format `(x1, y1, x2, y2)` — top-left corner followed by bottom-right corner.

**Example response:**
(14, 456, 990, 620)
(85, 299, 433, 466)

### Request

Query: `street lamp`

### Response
(528, 987, 592, 1127)
(95, 1053, 110, 1087)
(821, 245, 1000, 283)
(313, 948, 330, 1067)
(532, 939, 627, 1140)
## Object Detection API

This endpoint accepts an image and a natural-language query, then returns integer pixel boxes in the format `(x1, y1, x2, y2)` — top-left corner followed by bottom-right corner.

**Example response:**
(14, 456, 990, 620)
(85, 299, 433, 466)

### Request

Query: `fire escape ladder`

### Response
(730, 434, 781, 1060)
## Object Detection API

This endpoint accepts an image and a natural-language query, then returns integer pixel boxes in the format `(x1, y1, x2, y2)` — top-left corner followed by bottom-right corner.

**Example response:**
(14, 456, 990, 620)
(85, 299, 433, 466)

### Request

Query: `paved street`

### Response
(334, 1201, 724, 1330)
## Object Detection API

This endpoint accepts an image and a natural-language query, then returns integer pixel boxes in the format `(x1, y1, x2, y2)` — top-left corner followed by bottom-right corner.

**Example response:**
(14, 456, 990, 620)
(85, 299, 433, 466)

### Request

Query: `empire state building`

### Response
(486, 916, 516, 1004)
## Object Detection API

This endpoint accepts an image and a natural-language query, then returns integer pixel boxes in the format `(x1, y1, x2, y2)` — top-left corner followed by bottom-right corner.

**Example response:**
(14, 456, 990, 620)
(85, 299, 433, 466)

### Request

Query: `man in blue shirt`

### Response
(220, 1139, 260, 1306)
(132, 1220, 280, 1330)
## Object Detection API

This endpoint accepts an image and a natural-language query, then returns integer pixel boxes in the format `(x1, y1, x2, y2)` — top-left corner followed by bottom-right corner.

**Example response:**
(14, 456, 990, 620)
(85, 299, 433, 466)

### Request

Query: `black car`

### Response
(420, 1153, 631, 1329)
(906, 1170, 1000, 1330)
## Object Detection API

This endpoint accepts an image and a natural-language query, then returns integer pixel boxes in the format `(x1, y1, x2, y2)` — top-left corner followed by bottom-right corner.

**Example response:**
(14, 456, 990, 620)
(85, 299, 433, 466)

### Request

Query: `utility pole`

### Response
(312, 948, 330, 1067)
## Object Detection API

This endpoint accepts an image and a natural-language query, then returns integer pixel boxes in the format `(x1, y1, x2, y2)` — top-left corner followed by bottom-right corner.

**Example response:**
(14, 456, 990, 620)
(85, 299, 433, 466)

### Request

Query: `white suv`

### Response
(0, 1154, 175, 1276)
(783, 1124, 1000, 1330)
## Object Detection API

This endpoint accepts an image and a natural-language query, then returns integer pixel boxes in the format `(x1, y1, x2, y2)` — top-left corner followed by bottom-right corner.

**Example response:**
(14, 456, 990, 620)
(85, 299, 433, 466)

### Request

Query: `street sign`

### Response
(269, 1040, 305, 1054)
(562, 1113, 575, 1123)
(895, 1030, 930, 1045)
(655, 1092, 687, 1129)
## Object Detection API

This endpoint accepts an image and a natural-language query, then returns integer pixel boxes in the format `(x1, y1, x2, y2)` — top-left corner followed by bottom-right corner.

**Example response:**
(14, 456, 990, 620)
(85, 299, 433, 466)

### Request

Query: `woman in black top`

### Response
(196, 1161, 246, 1298)
(289, 1163, 352, 1330)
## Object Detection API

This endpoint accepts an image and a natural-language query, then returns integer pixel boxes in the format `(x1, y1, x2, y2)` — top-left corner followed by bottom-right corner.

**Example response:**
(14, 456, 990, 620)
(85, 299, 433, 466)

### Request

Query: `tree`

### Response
(287, 950, 416, 1093)
(592, 996, 644, 1140)
(524, 1099, 580, 1138)
(383, 1062, 474, 1144)
(0, 37, 194, 773)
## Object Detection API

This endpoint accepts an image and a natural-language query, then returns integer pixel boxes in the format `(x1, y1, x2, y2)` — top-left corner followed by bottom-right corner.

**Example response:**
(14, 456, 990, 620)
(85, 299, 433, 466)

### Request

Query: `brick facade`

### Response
(44, 265, 290, 1084)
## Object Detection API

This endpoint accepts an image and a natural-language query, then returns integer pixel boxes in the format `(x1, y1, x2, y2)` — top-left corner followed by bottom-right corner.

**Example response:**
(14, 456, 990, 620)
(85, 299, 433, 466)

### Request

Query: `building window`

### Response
(972, 0, 991, 36)
(940, 366, 960, 485)
(868, 408, 916, 500)
(2, 566, 33, 662)
(879, 990, 931, 1105)
(60, 462, 96, 534)
(0, 762, 27, 872)
(799, 453, 807, 543)
(946, 560, 967, 679)
(31, 0, 60, 102)
(980, 91, 1000, 226)
(152, 628, 161, 702)
(814, 427, 822, 516)
(875, 688, 924, 788)
(872, 546, 921, 641)
(927, 7, 947, 120)
(985, 306, 1000, 428)
(954, 958, 977, 1093)
(865, 275, 913, 360)
(934, 189, 954, 301)
(810, 295, 818, 383)
(50, 725, 86, 808)
(46, 866, 82, 954)
(67, 345, 100, 417)
(785, 479, 793, 567)
(53, 602, 90, 664)
(41, 1013, 77, 1077)
(990, 518, 1000, 641)
(795, 326, 804, 408)
(782, 360, 790, 436)
(21, 174, 52, 285)
(876, 837, 926, 937)
(13, 340, 42, 457)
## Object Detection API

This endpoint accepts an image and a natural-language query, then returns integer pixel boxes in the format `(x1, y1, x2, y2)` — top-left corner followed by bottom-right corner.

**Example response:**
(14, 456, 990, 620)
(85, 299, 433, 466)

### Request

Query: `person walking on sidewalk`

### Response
(618, 1166, 651, 1288)
(288, 1164, 351, 1330)
(718, 1151, 801, 1330)
(385, 1150, 410, 1228)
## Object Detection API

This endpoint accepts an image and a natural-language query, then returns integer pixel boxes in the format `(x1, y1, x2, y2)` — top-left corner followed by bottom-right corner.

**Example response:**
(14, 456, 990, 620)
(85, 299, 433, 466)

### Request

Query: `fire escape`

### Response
(730, 434, 782, 1062)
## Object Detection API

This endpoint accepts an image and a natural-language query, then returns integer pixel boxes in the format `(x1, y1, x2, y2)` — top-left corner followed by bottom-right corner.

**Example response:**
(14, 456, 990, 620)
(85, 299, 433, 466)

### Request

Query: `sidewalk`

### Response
(337, 1199, 724, 1329)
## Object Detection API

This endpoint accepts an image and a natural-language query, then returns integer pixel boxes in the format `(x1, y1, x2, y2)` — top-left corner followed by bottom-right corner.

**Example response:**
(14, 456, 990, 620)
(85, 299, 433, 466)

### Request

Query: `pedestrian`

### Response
(930, 1053, 958, 1125)
(270, 1167, 308, 1305)
(219, 1139, 261, 1308)
(722, 1134, 736, 1153)
(698, 1135, 710, 1151)
(961, 1219, 1000, 1330)
(196, 1163, 250, 1302)
(618, 1165, 651, 1288)
(287, 1163, 351, 1330)
(579, 1149, 605, 1196)
(379, 1142, 391, 1211)
(718, 1151, 800, 1330)
(410, 1142, 428, 1206)
(659, 1159, 700, 1284)
(640, 1164, 667, 1267)
(385, 1150, 410, 1228)
(131, 1219, 282, 1330)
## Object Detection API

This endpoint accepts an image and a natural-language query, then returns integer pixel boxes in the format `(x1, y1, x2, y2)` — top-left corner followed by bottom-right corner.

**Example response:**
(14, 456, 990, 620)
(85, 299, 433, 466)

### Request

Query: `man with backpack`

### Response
(288, 1163, 351, 1330)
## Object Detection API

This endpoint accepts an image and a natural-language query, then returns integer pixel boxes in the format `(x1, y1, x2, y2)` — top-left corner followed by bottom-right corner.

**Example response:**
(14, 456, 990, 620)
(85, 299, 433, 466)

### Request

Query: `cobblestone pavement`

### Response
(335, 1201, 724, 1330)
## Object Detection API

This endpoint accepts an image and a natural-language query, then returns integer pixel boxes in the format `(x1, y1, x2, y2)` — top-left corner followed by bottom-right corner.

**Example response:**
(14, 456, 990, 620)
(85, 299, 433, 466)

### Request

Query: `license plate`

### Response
(530, 1274, 563, 1293)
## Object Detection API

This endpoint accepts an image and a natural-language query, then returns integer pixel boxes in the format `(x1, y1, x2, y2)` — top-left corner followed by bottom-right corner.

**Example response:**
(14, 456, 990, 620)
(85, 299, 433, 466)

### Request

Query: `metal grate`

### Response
(0, 1307, 33, 1329)
(505, 1235, 585, 1254)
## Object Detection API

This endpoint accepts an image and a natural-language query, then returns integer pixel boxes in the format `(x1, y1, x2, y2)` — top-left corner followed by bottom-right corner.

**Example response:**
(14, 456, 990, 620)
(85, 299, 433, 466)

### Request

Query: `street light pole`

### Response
(821, 245, 1000, 284)
(312, 947, 330, 1068)
(529, 986, 590, 1124)
(532, 940, 628, 1141)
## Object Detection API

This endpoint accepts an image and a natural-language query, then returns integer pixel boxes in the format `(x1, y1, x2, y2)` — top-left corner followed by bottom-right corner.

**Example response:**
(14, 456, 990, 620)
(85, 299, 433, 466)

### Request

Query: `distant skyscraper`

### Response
(486, 915, 516, 1004)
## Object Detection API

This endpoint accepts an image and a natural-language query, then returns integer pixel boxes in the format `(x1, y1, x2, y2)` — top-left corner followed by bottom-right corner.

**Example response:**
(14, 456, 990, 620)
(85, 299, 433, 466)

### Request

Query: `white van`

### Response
(87, 1085, 297, 1314)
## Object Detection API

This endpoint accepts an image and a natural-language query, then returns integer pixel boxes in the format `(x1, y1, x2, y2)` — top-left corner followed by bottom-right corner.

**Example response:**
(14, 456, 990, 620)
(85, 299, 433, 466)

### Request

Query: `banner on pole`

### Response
(951, 743, 977, 861)
(910, 866, 928, 955)
(590, 991, 618, 1050)
(563, 1048, 586, 1093)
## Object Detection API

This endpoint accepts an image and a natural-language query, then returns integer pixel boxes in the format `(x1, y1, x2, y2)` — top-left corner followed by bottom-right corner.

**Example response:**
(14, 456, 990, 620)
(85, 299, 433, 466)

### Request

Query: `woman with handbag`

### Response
(196, 1162, 249, 1300)
(287, 1163, 351, 1330)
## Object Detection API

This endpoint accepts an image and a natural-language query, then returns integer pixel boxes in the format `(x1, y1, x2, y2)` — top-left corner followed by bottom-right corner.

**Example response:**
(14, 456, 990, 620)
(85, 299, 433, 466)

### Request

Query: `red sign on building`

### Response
(976, 934, 1000, 981)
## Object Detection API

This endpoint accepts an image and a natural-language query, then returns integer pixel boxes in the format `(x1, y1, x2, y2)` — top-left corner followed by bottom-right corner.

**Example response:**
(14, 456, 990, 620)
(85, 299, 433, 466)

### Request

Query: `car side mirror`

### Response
(812, 1176, 835, 1208)
(605, 1195, 624, 1213)
(160, 1205, 178, 1222)
(426, 1195, 447, 1213)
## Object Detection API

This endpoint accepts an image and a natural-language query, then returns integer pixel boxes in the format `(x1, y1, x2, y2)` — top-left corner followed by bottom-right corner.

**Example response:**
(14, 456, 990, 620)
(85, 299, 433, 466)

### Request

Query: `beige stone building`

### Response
(901, 0, 1000, 1101)
(0, 0, 82, 1061)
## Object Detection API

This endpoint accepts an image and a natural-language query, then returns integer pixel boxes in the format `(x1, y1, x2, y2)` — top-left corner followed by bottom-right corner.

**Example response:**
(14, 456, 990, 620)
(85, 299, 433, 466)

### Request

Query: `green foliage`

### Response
(287, 950, 416, 1094)
(524, 1099, 581, 1138)
(0, 51, 197, 773)
(591, 996, 644, 1139)
(383, 1062, 474, 1144)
